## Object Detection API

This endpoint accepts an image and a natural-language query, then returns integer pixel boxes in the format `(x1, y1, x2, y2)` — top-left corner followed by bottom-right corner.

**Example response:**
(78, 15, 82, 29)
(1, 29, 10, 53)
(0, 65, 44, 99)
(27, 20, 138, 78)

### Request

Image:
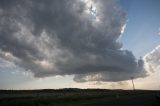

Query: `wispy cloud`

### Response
(158, 27, 160, 35)
(144, 45, 160, 74)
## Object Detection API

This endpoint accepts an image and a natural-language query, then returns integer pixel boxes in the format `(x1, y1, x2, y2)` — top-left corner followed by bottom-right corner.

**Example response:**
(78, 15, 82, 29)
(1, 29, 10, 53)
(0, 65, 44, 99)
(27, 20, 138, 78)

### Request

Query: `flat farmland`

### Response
(0, 89, 160, 106)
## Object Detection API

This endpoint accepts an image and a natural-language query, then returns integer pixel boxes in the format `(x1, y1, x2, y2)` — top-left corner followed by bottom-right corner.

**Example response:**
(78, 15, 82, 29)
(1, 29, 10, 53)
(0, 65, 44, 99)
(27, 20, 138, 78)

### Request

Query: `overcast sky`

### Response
(0, 0, 160, 90)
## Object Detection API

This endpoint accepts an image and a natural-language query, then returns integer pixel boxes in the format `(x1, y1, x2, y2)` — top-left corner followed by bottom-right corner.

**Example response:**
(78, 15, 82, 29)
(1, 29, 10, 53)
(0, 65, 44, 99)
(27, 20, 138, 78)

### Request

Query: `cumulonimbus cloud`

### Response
(0, 0, 147, 82)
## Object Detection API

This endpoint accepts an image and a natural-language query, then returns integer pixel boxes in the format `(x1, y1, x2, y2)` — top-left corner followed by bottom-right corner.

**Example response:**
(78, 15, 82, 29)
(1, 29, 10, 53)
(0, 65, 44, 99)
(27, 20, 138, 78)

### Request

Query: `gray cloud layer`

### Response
(0, 0, 147, 82)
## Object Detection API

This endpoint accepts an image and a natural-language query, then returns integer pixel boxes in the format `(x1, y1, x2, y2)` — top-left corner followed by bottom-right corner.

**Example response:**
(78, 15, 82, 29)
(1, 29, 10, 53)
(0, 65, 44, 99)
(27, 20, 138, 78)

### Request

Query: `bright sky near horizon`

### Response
(0, 0, 160, 90)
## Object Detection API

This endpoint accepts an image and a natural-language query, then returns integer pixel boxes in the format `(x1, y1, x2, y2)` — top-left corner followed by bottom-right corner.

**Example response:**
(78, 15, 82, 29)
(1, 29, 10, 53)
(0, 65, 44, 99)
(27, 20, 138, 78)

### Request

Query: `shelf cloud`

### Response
(0, 0, 147, 82)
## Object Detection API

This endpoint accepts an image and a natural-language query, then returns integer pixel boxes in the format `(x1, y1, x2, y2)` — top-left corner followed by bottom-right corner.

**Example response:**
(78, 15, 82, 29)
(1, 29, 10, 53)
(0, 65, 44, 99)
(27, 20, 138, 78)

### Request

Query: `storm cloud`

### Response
(0, 0, 147, 82)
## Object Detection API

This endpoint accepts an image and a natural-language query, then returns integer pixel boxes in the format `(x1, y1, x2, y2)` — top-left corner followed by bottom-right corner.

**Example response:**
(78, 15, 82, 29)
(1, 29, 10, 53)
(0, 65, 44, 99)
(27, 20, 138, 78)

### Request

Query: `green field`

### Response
(0, 89, 160, 106)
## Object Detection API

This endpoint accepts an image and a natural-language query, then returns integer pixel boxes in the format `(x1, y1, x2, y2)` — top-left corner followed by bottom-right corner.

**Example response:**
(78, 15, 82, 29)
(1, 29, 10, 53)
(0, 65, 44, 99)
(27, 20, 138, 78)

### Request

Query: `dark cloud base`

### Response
(0, 0, 147, 82)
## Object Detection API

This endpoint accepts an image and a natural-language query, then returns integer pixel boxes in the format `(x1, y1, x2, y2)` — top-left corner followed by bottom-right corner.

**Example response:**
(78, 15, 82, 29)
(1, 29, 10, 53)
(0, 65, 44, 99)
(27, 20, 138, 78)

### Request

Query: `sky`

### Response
(0, 0, 160, 90)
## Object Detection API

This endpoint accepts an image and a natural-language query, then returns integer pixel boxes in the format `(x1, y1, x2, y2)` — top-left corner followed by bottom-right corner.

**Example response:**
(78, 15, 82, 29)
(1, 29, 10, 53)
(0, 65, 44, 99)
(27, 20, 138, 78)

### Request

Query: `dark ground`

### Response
(0, 89, 160, 106)
(85, 93, 159, 106)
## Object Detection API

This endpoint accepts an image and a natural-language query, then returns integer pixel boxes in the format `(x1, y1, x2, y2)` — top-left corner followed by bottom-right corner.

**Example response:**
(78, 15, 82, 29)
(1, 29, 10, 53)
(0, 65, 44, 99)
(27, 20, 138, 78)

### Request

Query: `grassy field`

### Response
(0, 89, 159, 106)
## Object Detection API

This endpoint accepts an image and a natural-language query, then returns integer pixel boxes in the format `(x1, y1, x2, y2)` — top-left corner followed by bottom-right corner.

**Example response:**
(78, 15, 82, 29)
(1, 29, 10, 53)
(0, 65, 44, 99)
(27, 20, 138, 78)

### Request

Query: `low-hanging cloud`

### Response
(0, 0, 147, 82)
